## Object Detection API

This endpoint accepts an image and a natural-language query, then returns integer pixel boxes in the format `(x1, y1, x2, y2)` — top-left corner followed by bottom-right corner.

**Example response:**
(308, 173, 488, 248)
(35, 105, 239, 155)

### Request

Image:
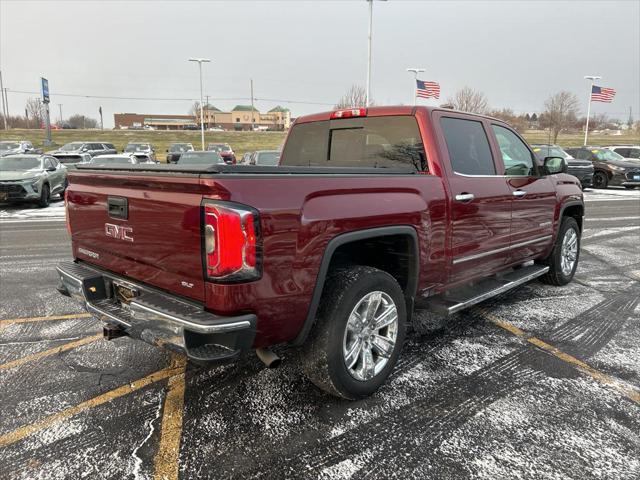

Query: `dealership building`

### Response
(114, 105, 291, 131)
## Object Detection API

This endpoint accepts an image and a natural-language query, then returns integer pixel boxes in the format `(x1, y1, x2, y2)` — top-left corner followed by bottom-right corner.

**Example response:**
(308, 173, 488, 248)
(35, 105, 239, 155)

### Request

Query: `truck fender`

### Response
(292, 226, 420, 346)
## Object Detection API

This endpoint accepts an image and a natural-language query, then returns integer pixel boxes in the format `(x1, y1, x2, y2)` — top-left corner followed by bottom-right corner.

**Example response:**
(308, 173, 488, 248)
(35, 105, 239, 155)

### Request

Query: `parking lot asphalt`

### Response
(0, 188, 639, 480)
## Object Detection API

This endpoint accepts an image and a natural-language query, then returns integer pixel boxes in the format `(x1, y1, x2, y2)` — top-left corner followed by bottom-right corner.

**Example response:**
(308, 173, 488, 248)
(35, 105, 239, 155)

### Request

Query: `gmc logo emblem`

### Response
(105, 223, 133, 242)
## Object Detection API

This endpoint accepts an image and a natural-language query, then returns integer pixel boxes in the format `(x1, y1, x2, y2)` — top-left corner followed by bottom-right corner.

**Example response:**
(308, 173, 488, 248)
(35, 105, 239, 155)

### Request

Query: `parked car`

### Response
(50, 142, 111, 164)
(564, 146, 640, 189)
(531, 144, 594, 188)
(604, 145, 640, 160)
(249, 150, 280, 166)
(240, 152, 254, 165)
(177, 151, 225, 166)
(0, 154, 67, 207)
(124, 143, 156, 161)
(207, 143, 236, 164)
(0, 140, 38, 156)
(88, 154, 139, 166)
(57, 106, 583, 399)
(183, 124, 199, 130)
(134, 154, 159, 164)
(166, 143, 194, 163)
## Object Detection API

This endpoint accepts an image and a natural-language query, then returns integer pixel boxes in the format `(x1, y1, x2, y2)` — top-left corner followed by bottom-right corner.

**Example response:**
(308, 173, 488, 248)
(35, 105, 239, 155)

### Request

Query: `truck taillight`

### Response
(202, 201, 261, 282)
(65, 190, 71, 235)
(330, 108, 367, 119)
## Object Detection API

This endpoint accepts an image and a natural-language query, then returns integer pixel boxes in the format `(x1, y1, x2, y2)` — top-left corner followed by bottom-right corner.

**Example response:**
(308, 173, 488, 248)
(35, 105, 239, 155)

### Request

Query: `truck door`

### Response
(436, 113, 512, 284)
(489, 124, 556, 262)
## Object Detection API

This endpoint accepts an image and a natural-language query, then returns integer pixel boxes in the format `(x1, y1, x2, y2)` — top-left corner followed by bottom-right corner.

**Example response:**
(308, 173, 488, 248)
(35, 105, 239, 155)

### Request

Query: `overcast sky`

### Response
(1, 0, 638, 127)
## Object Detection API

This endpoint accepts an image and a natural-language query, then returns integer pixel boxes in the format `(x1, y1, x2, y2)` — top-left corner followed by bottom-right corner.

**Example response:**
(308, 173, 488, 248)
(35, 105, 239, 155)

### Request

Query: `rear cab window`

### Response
(280, 115, 426, 171)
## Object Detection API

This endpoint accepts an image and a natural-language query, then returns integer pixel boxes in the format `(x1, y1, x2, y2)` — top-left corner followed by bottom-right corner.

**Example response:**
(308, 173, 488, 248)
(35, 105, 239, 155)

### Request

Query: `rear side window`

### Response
(613, 148, 629, 157)
(440, 117, 495, 175)
(280, 116, 426, 171)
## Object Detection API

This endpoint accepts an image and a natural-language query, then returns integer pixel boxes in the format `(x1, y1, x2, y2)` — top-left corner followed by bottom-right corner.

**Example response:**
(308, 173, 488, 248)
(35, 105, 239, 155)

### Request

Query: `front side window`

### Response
(281, 116, 426, 171)
(492, 125, 536, 176)
(440, 117, 495, 175)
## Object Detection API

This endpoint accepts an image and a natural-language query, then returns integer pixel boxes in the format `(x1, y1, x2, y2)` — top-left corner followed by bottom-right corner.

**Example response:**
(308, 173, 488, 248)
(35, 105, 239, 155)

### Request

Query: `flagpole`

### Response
(406, 67, 425, 106)
(583, 75, 601, 146)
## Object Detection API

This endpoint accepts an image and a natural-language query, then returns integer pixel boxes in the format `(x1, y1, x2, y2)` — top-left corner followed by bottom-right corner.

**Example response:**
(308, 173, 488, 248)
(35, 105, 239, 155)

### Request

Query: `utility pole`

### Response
(250, 79, 255, 131)
(0, 70, 7, 129)
(189, 58, 211, 150)
(58, 104, 63, 124)
(406, 67, 425, 105)
(583, 75, 601, 146)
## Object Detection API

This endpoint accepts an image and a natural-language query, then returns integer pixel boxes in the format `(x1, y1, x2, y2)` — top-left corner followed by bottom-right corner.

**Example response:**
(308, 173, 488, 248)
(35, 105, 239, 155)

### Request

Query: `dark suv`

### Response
(531, 144, 594, 188)
(564, 146, 640, 189)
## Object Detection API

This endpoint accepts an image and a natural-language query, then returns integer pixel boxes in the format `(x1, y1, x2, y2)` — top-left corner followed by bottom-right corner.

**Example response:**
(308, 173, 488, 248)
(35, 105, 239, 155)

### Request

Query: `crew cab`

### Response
(56, 106, 584, 399)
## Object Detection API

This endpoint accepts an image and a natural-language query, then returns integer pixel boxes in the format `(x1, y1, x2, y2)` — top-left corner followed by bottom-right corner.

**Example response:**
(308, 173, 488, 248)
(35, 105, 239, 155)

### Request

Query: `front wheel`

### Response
(624, 186, 637, 190)
(537, 216, 580, 286)
(37, 184, 50, 208)
(301, 266, 406, 399)
(592, 171, 608, 189)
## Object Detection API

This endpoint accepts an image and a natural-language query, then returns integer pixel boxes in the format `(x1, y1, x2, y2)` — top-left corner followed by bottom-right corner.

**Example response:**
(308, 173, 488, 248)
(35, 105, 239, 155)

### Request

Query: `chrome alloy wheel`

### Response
(560, 227, 578, 276)
(342, 291, 399, 381)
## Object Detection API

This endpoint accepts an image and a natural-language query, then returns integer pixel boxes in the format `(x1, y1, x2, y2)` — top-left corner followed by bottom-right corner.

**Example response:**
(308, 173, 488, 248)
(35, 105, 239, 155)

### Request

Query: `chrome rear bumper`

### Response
(56, 261, 256, 362)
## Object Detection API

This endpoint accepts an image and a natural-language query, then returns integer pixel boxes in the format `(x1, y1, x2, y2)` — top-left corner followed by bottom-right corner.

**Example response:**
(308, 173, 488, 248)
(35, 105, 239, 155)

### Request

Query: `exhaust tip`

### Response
(256, 348, 281, 368)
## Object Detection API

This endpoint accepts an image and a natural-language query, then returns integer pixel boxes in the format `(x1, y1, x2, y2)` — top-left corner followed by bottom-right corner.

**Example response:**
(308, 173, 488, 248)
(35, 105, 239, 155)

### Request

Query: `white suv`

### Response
(604, 145, 640, 160)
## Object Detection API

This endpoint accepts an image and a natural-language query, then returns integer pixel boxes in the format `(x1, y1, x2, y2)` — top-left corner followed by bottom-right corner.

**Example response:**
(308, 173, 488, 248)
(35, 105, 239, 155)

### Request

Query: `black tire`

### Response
(592, 171, 608, 189)
(37, 184, 50, 208)
(59, 179, 68, 198)
(301, 266, 406, 399)
(537, 216, 580, 286)
(624, 186, 637, 190)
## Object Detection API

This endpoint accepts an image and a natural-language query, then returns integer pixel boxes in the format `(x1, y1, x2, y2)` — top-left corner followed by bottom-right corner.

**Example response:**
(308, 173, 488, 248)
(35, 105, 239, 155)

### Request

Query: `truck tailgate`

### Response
(66, 170, 210, 302)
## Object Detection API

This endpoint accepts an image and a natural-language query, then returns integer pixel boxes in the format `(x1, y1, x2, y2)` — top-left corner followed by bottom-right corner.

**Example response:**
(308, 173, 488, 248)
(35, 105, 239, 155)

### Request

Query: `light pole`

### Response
(58, 104, 63, 124)
(583, 75, 601, 146)
(189, 58, 211, 150)
(406, 67, 425, 105)
(365, 0, 387, 107)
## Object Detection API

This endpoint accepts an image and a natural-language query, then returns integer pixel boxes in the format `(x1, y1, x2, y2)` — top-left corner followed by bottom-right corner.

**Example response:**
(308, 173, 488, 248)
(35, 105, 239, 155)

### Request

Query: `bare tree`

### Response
(540, 91, 579, 143)
(446, 87, 489, 115)
(489, 108, 527, 131)
(67, 114, 98, 129)
(189, 101, 201, 117)
(334, 85, 371, 109)
(25, 97, 44, 128)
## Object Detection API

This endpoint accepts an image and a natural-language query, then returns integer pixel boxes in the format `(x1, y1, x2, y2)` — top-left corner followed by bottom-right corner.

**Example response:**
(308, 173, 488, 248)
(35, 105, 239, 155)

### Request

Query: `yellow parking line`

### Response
(0, 333, 102, 371)
(0, 362, 185, 448)
(483, 312, 640, 404)
(154, 354, 188, 480)
(0, 313, 92, 327)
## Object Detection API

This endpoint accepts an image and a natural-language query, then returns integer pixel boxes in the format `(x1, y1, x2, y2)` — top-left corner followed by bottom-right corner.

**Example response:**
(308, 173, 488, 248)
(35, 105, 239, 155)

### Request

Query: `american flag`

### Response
(591, 85, 616, 103)
(416, 79, 440, 99)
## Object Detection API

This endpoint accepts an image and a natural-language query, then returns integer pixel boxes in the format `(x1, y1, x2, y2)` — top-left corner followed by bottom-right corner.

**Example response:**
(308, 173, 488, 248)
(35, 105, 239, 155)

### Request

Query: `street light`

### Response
(583, 75, 601, 146)
(406, 67, 425, 105)
(365, 0, 387, 107)
(189, 57, 211, 150)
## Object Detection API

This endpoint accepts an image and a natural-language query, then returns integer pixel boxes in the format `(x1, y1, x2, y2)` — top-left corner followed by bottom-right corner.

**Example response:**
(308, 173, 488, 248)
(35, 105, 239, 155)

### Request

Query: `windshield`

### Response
(125, 144, 149, 152)
(0, 157, 41, 170)
(256, 152, 280, 166)
(593, 149, 624, 161)
(60, 142, 84, 151)
(207, 144, 230, 152)
(89, 156, 132, 164)
(178, 152, 224, 165)
(0, 142, 20, 151)
(532, 146, 572, 160)
(170, 144, 193, 153)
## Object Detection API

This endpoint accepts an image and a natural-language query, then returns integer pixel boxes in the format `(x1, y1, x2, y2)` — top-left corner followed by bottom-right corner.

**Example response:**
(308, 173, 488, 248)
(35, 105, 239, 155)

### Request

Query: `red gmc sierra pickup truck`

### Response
(56, 106, 584, 399)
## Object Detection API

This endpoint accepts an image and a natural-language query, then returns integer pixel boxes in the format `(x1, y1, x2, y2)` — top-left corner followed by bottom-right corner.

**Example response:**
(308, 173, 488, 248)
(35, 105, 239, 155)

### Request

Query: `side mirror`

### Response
(543, 156, 567, 175)
(46, 166, 56, 172)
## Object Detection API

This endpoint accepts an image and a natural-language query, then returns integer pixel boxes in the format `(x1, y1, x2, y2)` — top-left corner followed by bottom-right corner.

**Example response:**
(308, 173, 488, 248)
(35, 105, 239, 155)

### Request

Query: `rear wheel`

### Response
(37, 184, 50, 208)
(592, 171, 608, 189)
(59, 179, 68, 199)
(537, 216, 580, 286)
(301, 266, 406, 399)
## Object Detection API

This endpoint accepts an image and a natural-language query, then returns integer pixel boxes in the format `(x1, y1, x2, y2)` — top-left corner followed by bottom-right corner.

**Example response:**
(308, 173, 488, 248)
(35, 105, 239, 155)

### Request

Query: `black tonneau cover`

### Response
(74, 164, 417, 175)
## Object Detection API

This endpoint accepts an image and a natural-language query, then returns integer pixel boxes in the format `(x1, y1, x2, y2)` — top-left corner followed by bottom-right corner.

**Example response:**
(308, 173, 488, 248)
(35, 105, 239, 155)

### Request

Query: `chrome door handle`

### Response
(455, 193, 475, 202)
(512, 190, 527, 198)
